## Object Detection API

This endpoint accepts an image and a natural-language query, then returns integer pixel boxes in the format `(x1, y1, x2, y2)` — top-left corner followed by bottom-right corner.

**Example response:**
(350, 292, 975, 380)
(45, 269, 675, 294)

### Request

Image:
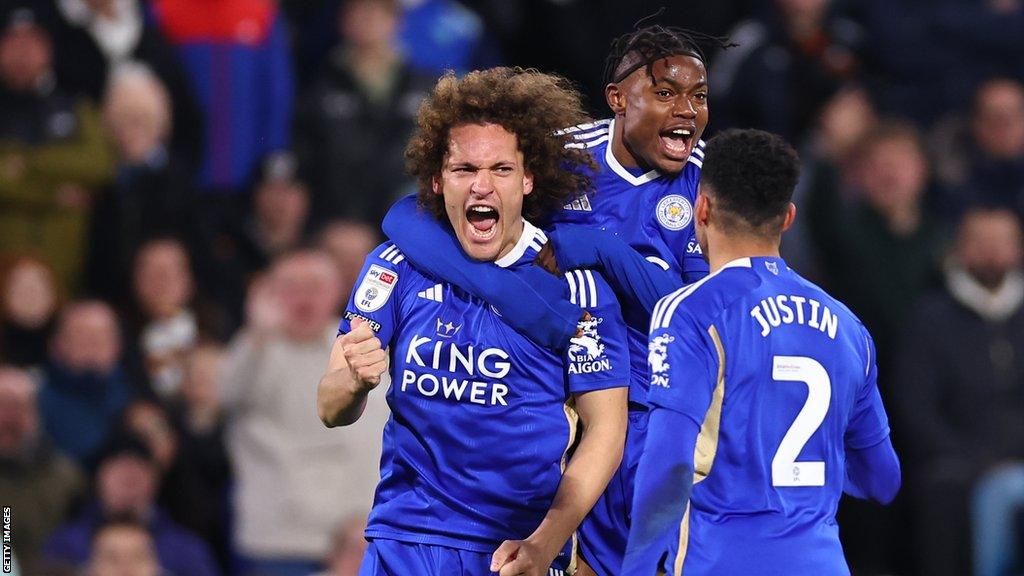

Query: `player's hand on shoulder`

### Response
(490, 538, 559, 576)
(534, 243, 562, 275)
(341, 318, 387, 391)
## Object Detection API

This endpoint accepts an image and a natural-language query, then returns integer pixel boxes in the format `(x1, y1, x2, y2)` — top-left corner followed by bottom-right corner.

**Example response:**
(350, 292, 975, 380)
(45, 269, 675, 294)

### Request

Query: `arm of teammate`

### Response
(382, 194, 581, 351)
(622, 407, 701, 576)
(844, 436, 901, 504)
(843, 327, 901, 504)
(491, 386, 628, 576)
(317, 318, 388, 427)
(547, 225, 682, 314)
(624, 314, 718, 575)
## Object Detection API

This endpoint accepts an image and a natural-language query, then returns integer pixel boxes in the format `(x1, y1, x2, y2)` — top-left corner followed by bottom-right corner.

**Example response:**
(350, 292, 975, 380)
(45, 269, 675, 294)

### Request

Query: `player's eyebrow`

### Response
(654, 76, 708, 92)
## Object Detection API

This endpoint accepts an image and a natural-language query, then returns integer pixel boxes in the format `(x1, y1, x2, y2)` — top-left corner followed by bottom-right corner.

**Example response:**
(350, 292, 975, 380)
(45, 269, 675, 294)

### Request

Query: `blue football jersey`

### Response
(338, 221, 630, 559)
(646, 257, 891, 575)
(550, 118, 709, 405)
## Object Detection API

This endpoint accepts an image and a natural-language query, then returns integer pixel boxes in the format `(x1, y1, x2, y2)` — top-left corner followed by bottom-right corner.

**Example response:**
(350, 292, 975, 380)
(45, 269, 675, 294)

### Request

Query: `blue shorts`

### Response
(359, 539, 572, 576)
(577, 407, 648, 576)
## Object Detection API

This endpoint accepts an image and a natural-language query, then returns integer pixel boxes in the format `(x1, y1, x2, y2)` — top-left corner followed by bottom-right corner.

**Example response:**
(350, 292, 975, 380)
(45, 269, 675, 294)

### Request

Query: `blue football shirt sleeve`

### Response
(381, 195, 581, 351)
(337, 244, 403, 345)
(646, 310, 718, 421)
(845, 328, 892, 450)
(623, 406, 700, 576)
(563, 271, 630, 393)
(549, 225, 682, 314)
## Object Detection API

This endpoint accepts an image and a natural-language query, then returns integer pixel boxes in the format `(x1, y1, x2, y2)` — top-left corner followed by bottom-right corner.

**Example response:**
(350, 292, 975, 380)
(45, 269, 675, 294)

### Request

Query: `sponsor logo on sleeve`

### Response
(649, 333, 676, 388)
(355, 264, 398, 312)
(568, 316, 612, 375)
(656, 194, 693, 231)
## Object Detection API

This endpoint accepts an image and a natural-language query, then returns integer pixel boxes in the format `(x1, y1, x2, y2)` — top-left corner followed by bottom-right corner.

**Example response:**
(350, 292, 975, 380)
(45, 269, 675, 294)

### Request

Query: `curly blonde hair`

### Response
(406, 67, 596, 222)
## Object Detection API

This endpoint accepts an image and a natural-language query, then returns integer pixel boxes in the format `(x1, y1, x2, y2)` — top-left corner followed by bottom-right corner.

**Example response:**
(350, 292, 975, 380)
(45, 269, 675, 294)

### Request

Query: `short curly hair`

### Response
(406, 67, 596, 223)
(701, 129, 800, 235)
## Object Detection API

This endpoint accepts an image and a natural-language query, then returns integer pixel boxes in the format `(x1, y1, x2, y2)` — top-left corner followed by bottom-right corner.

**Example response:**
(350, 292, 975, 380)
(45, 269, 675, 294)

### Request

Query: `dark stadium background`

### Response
(1, 0, 1023, 575)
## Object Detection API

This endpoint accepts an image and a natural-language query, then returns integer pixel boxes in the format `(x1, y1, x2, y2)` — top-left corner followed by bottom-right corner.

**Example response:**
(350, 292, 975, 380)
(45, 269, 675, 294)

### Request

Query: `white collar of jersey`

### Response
(721, 257, 753, 270)
(494, 219, 542, 268)
(606, 118, 661, 186)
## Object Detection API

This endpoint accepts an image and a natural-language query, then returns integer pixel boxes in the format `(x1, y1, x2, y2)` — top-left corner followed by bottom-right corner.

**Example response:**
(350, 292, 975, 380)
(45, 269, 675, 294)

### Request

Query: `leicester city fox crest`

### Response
(568, 316, 611, 374)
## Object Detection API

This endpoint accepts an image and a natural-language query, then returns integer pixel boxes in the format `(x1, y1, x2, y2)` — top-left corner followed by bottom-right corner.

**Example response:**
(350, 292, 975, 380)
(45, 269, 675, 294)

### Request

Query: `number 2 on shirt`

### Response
(771, 356, 831, 487)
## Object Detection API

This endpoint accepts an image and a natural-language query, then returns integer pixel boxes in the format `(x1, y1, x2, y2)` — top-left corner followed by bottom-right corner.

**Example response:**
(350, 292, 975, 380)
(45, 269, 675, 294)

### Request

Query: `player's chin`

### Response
(654, 155, 688, 175)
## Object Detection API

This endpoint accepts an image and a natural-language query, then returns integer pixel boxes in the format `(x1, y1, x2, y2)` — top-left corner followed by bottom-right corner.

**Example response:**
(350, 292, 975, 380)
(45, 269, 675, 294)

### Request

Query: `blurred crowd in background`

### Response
(1, 0, 1023, 575)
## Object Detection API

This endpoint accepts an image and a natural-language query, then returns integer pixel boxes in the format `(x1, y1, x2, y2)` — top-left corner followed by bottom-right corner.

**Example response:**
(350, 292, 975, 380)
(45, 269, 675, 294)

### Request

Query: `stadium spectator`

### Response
(118, 399, 223, 560)
(203, 154, 311, 328)
(806, 120, 949, 371)
(0, 366, 84, 572)
(38, 300, 135, 466)
(220, 250, 388, 576)
(174, 345, 230, 495)
(317, 220, 378, 305)
(172, 344, 232, 570)
(786, 86, 879, 280)
(935, 78, 1024, 217)
(127, 239, 219, 400)
(85, 515, 164, 576)
(149, 0, 293, 197)
(43, 433, 220, 576)
(850, 0, 1024, 125)
(48, 0, 203, 164)
(87, 66, 199, 307)
(712, 0, 862, 142)
(311, 514, 369, 576)
(0, 2, 115, 292)
(0, 256, 62, 368)
(397, 0, 500, 75)
(295, 0, 433, 226)
(895, 206, 1024, 576)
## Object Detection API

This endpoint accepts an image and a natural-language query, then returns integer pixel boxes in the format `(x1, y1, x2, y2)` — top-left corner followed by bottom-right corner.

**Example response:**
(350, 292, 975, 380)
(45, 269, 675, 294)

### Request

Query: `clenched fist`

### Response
(341, 317, 388, 390)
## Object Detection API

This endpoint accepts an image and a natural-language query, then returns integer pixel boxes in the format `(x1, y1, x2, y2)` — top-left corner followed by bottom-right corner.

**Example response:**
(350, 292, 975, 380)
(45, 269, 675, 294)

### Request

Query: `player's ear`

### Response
(695, 190, 711, 227)
(522, 171, 534, 196)
(606, 83, 626, 116)
(431, 174, 441, 195)
(781, 202, 797, 232)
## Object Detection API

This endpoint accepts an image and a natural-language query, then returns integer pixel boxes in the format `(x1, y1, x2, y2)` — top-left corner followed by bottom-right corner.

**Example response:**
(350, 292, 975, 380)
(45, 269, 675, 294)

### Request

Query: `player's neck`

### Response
(706, 233, 781, 274)
(610, 116, 643, 170)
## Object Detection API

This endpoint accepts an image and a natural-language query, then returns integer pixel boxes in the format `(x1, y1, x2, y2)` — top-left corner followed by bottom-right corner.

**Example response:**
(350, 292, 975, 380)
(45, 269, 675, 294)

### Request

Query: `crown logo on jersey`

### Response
(765, 261, 779, 275)
(436, 318, 462, 338)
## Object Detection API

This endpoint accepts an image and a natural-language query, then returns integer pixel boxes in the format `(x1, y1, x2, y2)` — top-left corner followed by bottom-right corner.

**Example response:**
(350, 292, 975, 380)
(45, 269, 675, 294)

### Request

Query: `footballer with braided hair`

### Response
(379, 24, 730, 575)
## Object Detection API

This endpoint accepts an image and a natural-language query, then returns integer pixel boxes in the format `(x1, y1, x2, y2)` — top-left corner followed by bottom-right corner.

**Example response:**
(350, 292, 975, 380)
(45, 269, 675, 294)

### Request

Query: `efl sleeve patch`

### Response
(355, 264, 399, 313)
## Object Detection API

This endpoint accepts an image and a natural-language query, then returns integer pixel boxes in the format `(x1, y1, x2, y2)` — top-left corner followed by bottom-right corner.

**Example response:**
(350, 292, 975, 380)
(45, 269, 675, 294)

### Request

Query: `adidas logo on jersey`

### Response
(563, 195, 592, 211)
(417, 284, 443, 302)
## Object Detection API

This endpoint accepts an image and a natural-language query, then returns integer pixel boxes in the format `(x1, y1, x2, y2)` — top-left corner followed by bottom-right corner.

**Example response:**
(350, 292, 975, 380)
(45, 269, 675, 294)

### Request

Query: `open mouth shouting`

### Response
(660, 125, 696, 161)
(465, 203, 500, 242)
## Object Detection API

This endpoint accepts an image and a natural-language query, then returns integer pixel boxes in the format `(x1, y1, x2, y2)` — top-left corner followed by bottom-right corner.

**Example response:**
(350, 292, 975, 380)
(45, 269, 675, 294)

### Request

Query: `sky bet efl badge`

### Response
(656, 194, 693, 231)
(356, 264, 398, 312)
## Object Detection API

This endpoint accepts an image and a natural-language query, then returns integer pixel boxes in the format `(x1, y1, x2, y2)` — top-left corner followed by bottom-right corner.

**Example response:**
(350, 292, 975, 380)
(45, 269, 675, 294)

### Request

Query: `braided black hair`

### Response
(604, 19, 733, 85)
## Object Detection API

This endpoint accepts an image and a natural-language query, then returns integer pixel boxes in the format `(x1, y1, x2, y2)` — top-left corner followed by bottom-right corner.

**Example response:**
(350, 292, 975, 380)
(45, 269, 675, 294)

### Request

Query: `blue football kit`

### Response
(624, 257, 896, 575)
(381, 118, 709, 575)
(339, 221, 630, 576)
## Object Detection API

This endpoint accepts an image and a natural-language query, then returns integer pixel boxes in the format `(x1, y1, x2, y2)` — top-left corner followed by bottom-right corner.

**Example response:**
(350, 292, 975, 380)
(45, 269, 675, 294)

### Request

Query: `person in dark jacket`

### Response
(295, 0, 434, 228)
(894, 206, 1024, 576)
(43, 434, 220, 576)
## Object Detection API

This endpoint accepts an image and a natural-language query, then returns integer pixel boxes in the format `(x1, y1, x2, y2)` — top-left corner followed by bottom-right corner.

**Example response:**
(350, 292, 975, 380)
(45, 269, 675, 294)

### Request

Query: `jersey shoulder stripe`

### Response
(565, 135, 610, 149)
(379, 243, 406, 265)
(565, 269, 599, 308)
(652, 258, 752, 330)
(555, 119, 612, 135)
